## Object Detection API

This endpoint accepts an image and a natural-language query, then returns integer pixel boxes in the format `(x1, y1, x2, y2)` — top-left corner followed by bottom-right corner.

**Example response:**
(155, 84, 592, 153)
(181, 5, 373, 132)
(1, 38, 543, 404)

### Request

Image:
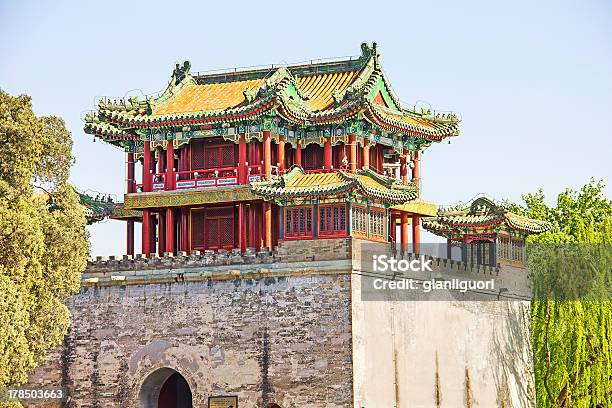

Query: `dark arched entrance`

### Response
(139, 368, 193, 408)
(158, 372, 192, 408)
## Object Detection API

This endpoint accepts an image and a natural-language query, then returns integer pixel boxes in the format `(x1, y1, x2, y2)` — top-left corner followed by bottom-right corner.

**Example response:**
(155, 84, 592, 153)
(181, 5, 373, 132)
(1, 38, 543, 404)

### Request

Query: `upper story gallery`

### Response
(84, 43, 460, 257)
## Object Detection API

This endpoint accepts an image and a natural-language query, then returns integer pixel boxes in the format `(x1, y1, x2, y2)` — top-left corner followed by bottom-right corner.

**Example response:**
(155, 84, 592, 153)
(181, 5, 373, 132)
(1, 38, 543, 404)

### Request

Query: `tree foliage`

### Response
(511, 179, 612, 407)
(0, 90, 88, 393)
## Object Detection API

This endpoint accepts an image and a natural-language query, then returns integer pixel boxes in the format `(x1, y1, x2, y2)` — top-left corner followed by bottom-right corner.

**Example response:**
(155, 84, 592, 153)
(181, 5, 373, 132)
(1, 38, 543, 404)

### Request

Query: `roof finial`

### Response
(171, 61, 191, 85)
(372, 42, 378, 69)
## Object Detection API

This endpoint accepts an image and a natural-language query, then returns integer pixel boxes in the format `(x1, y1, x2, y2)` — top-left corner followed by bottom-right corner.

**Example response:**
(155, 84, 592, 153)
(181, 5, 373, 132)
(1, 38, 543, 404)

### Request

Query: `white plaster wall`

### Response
(351, 241, 535, 408)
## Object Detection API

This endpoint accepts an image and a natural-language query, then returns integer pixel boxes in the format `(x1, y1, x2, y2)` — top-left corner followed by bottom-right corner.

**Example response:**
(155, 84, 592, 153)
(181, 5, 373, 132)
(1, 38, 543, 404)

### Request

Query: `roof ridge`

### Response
(192, 43, 375, 85)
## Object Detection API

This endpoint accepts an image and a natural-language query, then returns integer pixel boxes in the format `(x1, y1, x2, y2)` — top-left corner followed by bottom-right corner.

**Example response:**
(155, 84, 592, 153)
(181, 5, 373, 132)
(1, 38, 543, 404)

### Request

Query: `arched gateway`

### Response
(139, 368, 193, 408)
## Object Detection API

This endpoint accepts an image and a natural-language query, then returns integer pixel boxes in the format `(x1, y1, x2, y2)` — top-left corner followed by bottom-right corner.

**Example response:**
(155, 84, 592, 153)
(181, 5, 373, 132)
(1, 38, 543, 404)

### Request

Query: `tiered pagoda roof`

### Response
(84, 43, 459, 150)
(422, 196, 552, 238)
(251, 166, 418, 204)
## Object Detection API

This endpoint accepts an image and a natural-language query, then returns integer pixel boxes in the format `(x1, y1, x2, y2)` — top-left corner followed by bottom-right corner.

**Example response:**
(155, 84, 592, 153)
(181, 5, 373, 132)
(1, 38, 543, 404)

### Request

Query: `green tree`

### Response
(512, 179, 612, 407)
(0, 91, 88, 402)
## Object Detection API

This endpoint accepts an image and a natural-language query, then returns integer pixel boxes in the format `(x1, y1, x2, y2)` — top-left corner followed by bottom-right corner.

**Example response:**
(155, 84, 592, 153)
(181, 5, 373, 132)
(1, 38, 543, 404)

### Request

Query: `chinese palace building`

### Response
(24, 44, 553, 408)
(422, 196, 551, 267)
(84, 43, 459, 256)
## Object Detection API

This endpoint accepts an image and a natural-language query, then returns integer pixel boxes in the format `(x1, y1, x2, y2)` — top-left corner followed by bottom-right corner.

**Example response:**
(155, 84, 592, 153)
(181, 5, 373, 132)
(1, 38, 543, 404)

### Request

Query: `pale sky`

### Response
(1, 0, 610, 256)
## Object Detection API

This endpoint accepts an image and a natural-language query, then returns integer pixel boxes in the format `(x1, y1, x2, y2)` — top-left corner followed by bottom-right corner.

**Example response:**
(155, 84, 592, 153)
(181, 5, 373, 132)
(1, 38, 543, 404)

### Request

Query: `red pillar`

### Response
(412, 215, 421, 254)
(126, 152, 135, 255)
(238, 203, 247, 252)
(158, 211, 165, 256)
(126, 220, 134, 256)
(362, 139, 370, 170)
(264, 202, 272, 249)
(180, 208, 189, 253)
(390, 212, 396, 243)
(412, 151, 420, 194)
(166, 140, 174, 190)
(166, 207, 174, 255)
(278, 135, 285, 173)
(349, 134, 357, 173)
(263, 131, 272, 179)
(142, 210, 151, 256)
(323, 137, 332, 170)
(377, 146, 384, 174)
(143, 141, 151, 192)
(400, 212, 409, 252)
(238, 134, 247, 184)
(400, 155, 408, 184)
(294, 145, 302, 167)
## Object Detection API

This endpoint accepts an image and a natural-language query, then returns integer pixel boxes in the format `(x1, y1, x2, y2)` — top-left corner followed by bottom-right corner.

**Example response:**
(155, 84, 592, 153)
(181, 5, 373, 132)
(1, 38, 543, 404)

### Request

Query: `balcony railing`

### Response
(133, 164, 411, 193)
(138, 165, 264, 192)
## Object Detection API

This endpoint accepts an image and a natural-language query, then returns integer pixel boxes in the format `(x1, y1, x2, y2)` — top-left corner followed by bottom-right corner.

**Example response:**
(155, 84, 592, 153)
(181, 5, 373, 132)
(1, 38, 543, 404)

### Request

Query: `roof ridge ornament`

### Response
(172, 61, 191, 85)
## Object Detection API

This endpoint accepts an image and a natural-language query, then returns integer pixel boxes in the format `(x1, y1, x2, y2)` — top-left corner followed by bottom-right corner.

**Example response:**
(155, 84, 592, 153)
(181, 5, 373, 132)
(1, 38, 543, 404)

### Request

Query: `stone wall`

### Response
(24, 237, 536, 408)
(25, 254, 354, 408)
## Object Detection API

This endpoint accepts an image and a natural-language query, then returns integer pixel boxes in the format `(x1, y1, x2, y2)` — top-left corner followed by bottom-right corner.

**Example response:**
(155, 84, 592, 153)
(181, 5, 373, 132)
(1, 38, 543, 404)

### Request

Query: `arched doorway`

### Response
(139, 368, 193, 408)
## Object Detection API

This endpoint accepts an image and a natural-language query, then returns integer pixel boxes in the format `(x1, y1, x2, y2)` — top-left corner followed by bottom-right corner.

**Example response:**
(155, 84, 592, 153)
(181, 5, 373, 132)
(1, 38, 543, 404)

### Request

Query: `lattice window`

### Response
(319, 204, 346, 237)
(221, 145, 235, 167)
(219, 218, 234, 246)
(285, 206, 313, 239)
(206, 218, 219, 247)
(191, 211, 205, 249)
(352, 205, 368, 236)
(205, 148, 219, 168)
(304, 144, 323, 170)
(191, 141, 205, 169)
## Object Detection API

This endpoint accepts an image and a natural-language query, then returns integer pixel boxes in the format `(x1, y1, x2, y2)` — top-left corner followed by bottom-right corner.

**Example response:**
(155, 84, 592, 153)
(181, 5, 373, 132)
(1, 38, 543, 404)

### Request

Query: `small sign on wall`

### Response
(209, 395, 238, 408)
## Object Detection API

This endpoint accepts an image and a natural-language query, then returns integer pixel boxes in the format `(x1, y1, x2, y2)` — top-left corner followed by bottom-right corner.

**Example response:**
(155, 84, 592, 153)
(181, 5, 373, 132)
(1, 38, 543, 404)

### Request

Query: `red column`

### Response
(390, 212, 396, 243)
(126, 220, 134, 256)
(400, 212, 409, 252)
(158, 211, 165, 256)
(166, 140, 174, 190)
(238, 134, 247, 184)
(377, 146, 384, 174)
(263, 131, 271, 179)
(166, 207, 174, 254)
(180, 208, 189, 253)
(349, 134, 357, 173)
(278, 135, 285, 173)
(362, 139, 370, 169)
(126, 152, 135, 193)
(143, 141, 151, 192)
(400, 155, 408, 184)
(323, 137, 332, 169)
(294, 145, 302, 167)
(142, 210, 151, 256)
(412, 151, 420, 195)
(238, 203, 247, 252)
(412, 215, 421, 254)
(264, 202, 272, 249)
(125, 152, 135, 255)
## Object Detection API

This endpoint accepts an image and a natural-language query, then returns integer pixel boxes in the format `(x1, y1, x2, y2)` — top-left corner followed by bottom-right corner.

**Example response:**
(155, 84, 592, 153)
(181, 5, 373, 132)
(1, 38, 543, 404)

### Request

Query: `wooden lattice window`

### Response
(369, 207, 386, 239)
(303, 144, 323, 170)
(191, 211, 205, 249)
(319, 204, 346, 237)
(191, 141, 235, 170)
(191, 206, 234, 250)
(352, 205, 368, 238)
(285, 206, 313, 239)
(191, 140, 206, 169)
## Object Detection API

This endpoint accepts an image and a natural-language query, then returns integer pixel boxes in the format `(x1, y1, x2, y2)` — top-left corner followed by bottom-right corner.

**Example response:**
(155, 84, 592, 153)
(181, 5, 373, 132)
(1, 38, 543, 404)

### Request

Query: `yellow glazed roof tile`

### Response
(152, 79, 265, 115)
(296, 71, 360, 111)
(289, 172, 345, 187)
